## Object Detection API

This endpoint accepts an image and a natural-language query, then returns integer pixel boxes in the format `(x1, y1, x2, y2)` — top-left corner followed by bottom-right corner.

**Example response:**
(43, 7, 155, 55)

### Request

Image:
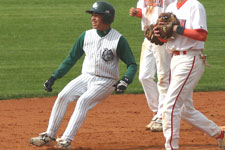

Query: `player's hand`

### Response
(129, 7, 137, 16)
(44, 76, 56, 92)
(173, 25, 178, 32)
(153, 26, 160, 37)
(113, 77, 130, 93)
(153, 22, 167, 37)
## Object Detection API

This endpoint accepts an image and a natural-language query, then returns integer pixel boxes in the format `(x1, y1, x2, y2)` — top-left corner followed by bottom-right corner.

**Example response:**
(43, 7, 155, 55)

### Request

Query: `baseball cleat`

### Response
(30, 132, 56, 147)
(145, 121, 154, 130)
(218, 131, 225, 150)
(150, 118, 163, 132)
(145, 114, 158, 130)
(55, 138, 71, 150)
(145, 115, 163, 132)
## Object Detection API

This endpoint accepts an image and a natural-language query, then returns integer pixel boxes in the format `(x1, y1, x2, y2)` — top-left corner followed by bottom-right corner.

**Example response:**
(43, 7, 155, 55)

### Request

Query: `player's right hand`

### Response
(113, 77, 130, 93)
(129, 7, 137, 16)
(44, 76, 56, 92)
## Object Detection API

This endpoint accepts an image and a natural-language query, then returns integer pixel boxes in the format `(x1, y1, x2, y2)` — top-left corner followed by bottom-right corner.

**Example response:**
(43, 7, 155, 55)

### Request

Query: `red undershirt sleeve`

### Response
(135, 8, 142, 18)
(183, 28, 208, 41)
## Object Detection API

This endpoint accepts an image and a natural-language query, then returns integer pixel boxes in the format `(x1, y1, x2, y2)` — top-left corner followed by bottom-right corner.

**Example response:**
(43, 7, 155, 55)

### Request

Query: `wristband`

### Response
(122, 76, 130, 84)
(49, 76, 56, 82)
(176, 25, 185, 35)
(135, 8, 142, 18)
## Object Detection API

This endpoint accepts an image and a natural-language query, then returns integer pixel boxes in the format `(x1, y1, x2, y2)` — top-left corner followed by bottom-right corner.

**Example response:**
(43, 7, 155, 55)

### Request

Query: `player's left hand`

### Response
(113, 77, 130, 93)
(44, 76, 56, 92)
(144, 24, 164, 45)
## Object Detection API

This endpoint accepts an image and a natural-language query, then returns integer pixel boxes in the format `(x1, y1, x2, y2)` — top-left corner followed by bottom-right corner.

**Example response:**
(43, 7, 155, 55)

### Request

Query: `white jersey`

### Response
(82, 28, 121, 80)
(137, 0, 175, 31)
(166, 0, 207, 51)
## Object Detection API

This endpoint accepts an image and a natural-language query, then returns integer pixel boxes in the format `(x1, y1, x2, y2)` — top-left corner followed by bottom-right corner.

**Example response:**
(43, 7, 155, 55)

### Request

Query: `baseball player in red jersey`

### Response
(29, 1, 137, 149)
(154, 0, 225, 149)
(129, 0, 175, 132)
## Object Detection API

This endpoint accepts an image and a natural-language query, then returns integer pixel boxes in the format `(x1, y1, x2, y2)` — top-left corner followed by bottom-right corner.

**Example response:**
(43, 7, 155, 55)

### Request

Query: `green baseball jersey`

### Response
(52, 28, 137, 83)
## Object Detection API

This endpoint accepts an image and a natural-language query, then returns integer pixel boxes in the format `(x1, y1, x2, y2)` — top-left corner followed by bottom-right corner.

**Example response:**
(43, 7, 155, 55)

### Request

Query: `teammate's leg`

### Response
(182, 102, 225, 150)
(139, 39, 160, 130)
(163, 54, 204, 150)
(181, 99, 221, 138)
(152, 44, 171, 120)
(139, 39, 158, 114)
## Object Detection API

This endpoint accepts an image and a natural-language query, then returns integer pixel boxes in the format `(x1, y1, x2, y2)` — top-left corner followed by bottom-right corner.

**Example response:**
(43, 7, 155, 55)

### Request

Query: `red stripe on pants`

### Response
(169, 56, 196, 150)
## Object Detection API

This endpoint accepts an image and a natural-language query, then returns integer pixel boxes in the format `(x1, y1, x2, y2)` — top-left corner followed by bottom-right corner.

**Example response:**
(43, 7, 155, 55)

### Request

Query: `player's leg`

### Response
(151, 44, 171, 132)
(30, 74, 88, 147)
(46, 74, 91, 138)
(173, 55, 224, 149)
(139, 39, 159, 130)
(56, 76, 115, 148)
(182, 105, 225, 150)
(162, 54, 204, 150)
(181, 99, 222, 137)
(139, 39, 158, 112)
(152, 44, 171, 119)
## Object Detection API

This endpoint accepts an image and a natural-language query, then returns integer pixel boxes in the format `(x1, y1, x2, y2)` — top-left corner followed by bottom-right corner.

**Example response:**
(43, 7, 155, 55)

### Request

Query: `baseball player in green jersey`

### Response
(29, 1, 137, 149)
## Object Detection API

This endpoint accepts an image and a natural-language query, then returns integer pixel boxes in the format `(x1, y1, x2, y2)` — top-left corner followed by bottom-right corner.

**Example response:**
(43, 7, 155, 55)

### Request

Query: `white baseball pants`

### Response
(139, 38, 171, 118)
(46, 73, 115, 142)
(162, 51, 221, 150)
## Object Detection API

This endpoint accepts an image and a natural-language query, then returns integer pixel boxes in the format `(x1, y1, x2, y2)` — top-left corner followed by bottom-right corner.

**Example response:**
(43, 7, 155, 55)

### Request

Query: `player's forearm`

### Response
(123, 63, 137, 84)
(174, 25, 208, 41)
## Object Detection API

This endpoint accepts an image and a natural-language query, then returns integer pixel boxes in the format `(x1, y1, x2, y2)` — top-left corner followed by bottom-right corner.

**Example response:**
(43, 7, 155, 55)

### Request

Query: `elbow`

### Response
(199, 32, 207, 41)
(199, 35, 207, 41)
(202, 36, 207, 42)
(197, 29, 208, 41)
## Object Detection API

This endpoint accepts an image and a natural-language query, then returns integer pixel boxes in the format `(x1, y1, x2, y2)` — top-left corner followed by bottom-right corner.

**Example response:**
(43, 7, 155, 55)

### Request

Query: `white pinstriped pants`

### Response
(46, 73, 115, 141)
(162, 51, 221, 150)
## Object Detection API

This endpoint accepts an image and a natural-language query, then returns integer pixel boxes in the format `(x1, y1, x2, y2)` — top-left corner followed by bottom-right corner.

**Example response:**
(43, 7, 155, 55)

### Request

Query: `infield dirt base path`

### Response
(0, 91, 225, 150)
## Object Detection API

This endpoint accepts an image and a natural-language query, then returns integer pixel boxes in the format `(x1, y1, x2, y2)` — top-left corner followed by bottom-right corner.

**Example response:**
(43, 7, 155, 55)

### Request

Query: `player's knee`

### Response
(138, 75, 154, 84)
(157, 74, 169, 85)
(57, 91, 70, 102)
(76, 99, 92, 111)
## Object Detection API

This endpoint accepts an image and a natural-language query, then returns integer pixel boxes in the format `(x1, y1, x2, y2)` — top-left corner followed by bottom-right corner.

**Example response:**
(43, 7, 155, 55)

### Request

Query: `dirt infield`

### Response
(0, 91, 225, 150)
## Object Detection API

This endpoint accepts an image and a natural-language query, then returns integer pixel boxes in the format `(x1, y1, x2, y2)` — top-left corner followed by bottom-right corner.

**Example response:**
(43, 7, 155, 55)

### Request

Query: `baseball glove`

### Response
(144, 24, 164, 45)
(154, 12, 180, 40)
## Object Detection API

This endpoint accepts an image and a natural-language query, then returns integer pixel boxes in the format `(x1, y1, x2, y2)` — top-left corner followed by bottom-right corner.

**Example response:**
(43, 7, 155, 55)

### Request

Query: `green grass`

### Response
(0, 0, 224, 100)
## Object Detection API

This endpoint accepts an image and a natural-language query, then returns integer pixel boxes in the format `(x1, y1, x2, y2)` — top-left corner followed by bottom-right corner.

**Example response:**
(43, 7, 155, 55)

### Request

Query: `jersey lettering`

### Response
(145, 0, 163, 7)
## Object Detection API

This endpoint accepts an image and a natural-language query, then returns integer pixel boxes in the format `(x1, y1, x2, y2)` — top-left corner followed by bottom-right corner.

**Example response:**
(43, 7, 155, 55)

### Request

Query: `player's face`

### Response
(91, 13, 110, 31)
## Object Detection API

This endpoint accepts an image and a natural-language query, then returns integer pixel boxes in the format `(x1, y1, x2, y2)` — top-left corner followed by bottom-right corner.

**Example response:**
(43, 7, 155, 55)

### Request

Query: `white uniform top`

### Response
(82, 28, 121, 80)
(166, 0, 207, 51)
(137, 0, 175, 31)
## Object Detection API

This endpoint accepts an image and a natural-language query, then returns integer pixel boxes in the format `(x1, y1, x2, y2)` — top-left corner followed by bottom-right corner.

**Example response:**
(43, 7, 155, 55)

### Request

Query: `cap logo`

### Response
(93, 2, 98, 9)
(105, 10, 110, 14)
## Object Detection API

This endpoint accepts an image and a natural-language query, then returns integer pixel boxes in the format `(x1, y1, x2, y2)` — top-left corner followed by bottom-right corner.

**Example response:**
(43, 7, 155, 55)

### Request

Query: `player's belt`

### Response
(172, 51, 187, 55)
(172, 50, 203, 56)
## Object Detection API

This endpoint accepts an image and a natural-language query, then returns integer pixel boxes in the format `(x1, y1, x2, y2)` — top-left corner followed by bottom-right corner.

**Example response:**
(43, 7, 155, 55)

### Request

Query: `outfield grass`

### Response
(0, 0, 224, 100)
